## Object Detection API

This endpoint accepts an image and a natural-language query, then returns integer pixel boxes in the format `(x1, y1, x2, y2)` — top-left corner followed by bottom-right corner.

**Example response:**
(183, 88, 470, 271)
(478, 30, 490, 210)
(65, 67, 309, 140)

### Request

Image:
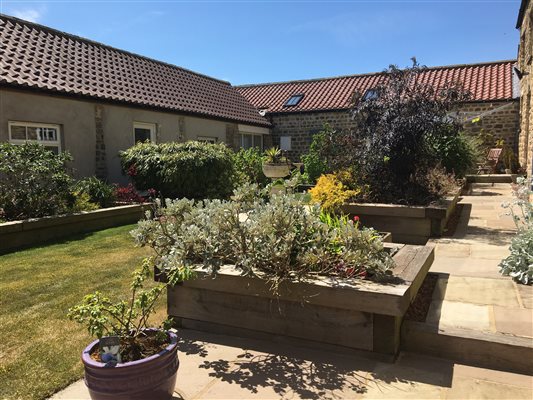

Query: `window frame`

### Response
(240, 133, 263, 150)
(133, 121, 156, 144)
(284, 94, 304, 107)
(8, 121, 62, 152)
(362, 88, 379, 101)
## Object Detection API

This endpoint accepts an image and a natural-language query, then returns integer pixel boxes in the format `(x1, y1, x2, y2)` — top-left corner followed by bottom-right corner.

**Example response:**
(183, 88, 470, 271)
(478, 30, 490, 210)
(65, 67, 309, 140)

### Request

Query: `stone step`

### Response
(465, 174, 518, 184)
(401, 320, 533, 376)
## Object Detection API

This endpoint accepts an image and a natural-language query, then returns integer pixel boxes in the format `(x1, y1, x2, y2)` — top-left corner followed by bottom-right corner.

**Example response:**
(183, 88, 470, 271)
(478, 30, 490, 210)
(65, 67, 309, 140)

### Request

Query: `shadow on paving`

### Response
(177, 329, 453, 399)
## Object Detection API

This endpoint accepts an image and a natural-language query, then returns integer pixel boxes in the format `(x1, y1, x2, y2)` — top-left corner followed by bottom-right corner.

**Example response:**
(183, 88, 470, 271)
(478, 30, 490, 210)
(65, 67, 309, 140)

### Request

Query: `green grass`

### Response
(0, 225, 165, 400)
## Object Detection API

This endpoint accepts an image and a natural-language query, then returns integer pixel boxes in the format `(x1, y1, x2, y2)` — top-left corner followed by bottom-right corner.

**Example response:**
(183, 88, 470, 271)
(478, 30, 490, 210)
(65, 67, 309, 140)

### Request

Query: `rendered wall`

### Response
(0, 88, 268, 183)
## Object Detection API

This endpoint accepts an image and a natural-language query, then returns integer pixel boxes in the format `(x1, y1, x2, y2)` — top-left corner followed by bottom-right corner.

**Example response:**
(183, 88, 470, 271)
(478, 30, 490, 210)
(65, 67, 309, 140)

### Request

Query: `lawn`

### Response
(0, 225, 165, 400)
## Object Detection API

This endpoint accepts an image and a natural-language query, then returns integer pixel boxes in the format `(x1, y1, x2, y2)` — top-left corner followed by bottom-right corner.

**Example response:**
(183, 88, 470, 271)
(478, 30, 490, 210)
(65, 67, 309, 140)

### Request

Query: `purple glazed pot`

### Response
(82, 330, 179, 400)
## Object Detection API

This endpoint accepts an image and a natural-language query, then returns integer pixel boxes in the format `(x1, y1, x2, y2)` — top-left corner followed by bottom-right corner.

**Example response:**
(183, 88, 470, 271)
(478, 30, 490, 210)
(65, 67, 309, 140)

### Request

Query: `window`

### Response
(8, 121, 61, 153)
(280, 136, 292, 151)
(240, 133, 263, 150)
(197, 136, 217, 144)
(363, 88, 379, 101)
(133, 122, 156, 143)
(284, 94, 304, 107)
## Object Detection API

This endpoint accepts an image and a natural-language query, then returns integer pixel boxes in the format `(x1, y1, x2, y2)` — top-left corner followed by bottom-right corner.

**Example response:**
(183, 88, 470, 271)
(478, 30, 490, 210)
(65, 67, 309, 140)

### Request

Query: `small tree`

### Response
(333, 59, 470, 204)
(302, 123, 337, 183)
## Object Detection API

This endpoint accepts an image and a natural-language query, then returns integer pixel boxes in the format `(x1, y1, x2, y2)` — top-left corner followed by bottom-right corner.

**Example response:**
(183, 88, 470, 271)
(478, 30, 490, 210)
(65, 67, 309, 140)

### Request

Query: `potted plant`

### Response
(262, 147, 291, 179)
(68, 258, 182, 400)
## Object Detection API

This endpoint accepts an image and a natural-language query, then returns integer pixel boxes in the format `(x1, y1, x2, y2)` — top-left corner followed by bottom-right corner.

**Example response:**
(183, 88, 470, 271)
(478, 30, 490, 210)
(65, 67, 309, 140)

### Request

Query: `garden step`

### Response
(465, 174, 517, 184)
(401, 320, 533, 376)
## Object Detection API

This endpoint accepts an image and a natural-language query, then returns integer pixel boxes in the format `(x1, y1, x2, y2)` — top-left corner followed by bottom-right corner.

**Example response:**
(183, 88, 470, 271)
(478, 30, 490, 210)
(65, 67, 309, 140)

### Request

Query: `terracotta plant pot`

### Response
(262, 163, 291, 178)
(82, 330, 179, 400)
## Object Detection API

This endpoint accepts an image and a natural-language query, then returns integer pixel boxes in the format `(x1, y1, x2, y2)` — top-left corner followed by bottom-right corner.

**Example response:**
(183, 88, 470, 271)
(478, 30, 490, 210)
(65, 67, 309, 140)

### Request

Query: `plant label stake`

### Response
(99, 336, 121, 364)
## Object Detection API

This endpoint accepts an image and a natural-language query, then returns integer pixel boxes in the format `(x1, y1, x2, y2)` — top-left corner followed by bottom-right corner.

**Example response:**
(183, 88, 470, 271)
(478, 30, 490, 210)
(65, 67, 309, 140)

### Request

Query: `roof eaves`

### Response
(0, 81, 272, 128)
(517, 0, 530, 28)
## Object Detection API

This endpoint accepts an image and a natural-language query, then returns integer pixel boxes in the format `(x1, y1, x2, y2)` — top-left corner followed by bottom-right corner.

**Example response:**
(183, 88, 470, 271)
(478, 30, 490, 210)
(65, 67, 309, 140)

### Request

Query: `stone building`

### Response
(237, 61, 521, 163)
(0, 14, 270, 183)
(517, 0, 533, 175)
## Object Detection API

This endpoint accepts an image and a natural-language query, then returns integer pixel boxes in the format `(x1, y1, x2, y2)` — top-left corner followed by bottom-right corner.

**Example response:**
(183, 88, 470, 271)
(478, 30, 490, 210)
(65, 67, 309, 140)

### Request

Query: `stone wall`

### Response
(268, 110, 353, 161)
(268, 101, 520, 162)
(518, 0, 533, 174)
(460, 101, 520, 151)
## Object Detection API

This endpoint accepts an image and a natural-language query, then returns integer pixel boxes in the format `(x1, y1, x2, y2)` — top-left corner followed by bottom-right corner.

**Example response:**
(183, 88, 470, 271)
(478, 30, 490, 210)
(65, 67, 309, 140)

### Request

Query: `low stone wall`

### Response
(340, 192, 461, 245)
(168, 243, 434, 359)
(0, 204, 149, 254)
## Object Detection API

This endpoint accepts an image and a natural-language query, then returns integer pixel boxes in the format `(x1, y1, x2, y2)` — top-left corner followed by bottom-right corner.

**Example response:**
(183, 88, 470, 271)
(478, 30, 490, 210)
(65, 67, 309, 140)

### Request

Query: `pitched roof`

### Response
(237, 60, 517, 114)
(0, 14, 270, 127)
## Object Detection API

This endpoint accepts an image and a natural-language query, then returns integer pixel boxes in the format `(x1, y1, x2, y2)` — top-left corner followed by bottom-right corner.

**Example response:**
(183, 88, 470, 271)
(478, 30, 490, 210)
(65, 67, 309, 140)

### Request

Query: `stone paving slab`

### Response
(493, 306, 533, 338)
(49, 329, 533, 400)
(518, 284, 533, 309)
(430, 257, 506, 280)
(432, 276, 520, 307)
(426, 300, 491, 331)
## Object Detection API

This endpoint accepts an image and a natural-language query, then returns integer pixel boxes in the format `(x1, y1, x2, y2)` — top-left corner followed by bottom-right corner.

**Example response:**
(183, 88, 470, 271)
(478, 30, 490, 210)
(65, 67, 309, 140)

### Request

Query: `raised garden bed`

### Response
(167, 243, 434, 360)
(0, 204, 150, 254)
(340, 190, 461, 245)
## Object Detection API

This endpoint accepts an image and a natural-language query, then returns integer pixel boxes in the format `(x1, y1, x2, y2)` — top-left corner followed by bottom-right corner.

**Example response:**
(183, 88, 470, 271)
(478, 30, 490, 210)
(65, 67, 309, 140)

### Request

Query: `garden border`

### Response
(0, 204, 150, 254)
(340, 189, 462, 244)
(167, 243, 435, 359)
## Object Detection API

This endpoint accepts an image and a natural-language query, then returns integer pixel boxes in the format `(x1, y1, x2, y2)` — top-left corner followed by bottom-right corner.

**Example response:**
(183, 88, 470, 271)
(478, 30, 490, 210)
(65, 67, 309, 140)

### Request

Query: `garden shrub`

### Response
(426, 129, 481, 177)
(234, 147, 269, 187)
(68, 191, 100, 213)
(115, 184, 145, 204)
(0, 142, 73, 220)
(120, 141, 236, 199)
(73, 176, 116, 208)
(309, 171, 360, 213)
(132, 184, 394, 295)
(323, 59, 470, 205)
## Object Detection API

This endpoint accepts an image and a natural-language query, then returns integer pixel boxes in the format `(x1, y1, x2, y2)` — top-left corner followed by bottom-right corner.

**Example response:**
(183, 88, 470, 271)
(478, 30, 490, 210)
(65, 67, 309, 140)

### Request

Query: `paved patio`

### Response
(428, 183, 533, 339)
(52, 329, 532, 400)
(50, 182, 533, 399)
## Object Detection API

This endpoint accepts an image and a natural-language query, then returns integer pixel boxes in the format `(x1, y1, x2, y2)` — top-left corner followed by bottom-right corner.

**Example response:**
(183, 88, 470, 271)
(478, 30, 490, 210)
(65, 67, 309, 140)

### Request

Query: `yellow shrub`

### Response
(310, 172, 360, 213)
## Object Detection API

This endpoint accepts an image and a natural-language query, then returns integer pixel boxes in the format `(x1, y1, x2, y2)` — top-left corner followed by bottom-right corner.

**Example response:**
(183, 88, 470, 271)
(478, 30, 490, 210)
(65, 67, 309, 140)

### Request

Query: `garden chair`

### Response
(477, 148, 503, 175)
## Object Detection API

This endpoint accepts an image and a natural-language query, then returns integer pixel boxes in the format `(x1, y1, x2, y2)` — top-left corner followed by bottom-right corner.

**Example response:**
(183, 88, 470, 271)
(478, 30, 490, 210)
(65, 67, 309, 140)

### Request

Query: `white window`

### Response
(8, 121, 61, 154)
(240, 133, 263, 150)
(280, 136, 292, 151)
(133, 122, 156, 144)
(197, 136, 217, 144)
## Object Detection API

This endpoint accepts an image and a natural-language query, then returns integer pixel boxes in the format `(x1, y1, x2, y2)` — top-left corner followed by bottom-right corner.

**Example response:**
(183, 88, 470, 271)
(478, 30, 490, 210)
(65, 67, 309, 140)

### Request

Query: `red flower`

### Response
(353, 216, 360, 222)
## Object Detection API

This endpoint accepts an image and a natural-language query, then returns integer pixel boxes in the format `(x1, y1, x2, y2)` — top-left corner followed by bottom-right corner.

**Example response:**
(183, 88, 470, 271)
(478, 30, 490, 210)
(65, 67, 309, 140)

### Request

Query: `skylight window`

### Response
(363, 89, 379, 101)
(284, 94, 304, 107)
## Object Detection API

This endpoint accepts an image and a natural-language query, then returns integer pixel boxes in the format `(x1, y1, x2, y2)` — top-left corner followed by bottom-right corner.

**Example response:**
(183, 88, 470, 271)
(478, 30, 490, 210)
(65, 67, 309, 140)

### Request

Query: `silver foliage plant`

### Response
(499, 177, 533, 284)
(131, 184, 395, 294)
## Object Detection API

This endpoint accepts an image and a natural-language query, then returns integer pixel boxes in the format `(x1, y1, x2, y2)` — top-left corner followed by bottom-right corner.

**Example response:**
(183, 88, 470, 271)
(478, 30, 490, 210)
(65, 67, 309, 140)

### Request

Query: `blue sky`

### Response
(0, 0, 522, 85)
